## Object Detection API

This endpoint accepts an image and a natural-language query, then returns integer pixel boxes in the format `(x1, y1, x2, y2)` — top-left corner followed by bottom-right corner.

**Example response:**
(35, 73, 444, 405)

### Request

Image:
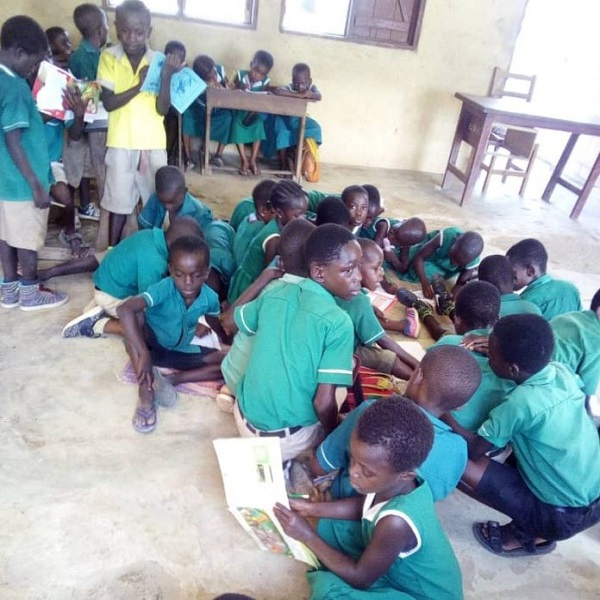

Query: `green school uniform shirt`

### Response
(479, 362, 600, 507)
(69, 38, 100, 81)
(137, 191, 213, 231)
(434, 329, 516, 432)
(309, 480, 463, 600)
(0, 64, 50, 201)
(229, 197, 255, 231)
(551, 310, 600, 396)
(93, 228, 168, 298)
(358, 217, 402, 241)
(306, 189, 337, 214)
(203, 219, 236, 283)
(142, 277, 220, 353)
(520, 273, 582, 320)
(336, 289, 385, 350)
(233, 214, 264, 267)
(500, 292, 542, 317)
(235, 277, 354, 431)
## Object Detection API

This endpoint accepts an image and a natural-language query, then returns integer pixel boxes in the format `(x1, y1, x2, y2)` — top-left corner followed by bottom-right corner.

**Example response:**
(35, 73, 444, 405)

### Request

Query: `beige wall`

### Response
(3, 0, 526, 171)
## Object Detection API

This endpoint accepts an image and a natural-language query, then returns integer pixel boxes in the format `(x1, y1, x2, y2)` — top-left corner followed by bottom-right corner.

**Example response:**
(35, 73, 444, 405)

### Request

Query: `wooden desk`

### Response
(203, 87, 309, 181)
(442, 93, 600, 219)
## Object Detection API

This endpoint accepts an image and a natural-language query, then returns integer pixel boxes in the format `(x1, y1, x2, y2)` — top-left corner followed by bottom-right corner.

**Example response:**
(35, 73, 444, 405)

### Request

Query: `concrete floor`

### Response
(1, 162, 599, 599)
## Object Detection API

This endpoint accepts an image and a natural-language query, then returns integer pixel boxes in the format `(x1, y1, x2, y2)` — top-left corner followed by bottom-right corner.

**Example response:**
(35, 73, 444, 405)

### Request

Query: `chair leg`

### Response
(482, 155, 498, 195)
(519, 144, 539, 196)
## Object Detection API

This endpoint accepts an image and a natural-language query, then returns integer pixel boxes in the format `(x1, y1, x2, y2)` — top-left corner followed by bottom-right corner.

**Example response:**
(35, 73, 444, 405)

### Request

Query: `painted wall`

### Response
(2, 0, 526, 172)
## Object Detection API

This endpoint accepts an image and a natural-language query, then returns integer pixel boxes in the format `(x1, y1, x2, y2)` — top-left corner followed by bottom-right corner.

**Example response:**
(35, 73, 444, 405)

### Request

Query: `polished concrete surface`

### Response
(1, 163, 599, 599)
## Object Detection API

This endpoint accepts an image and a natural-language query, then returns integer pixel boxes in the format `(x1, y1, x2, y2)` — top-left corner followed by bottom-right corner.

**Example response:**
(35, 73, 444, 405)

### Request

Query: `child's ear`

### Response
(310, 263, 325, 283)
(399, 470, 417, 481)
(525, 264, 537, 278)
(508, 362, 520, 378)
(378, 207, 385, 216)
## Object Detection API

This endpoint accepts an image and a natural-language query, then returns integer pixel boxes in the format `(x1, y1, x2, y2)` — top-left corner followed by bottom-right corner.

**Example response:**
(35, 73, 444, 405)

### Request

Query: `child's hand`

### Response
(63, 85, 87, 119)
(422, 281, 434, 299)
(195, 322, 212, 338)
(32, 181, 51, 209)
(137, 65, 149, 87)
(461, 334, 490, 355)
(219, 309, 235, 336)
(163, 52, 184, 76)
(288, 498, 315, 517)
(273, 503, 314, 543)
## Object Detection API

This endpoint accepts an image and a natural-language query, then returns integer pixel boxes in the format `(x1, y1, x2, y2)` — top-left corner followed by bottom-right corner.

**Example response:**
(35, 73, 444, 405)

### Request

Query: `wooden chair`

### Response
(481, 126, 539, 196)
(488, 67, 537, 101)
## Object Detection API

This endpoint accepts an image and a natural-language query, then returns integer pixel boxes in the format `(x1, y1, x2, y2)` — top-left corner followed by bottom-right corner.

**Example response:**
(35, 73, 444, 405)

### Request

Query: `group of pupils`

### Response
(1, 4, 599, 600)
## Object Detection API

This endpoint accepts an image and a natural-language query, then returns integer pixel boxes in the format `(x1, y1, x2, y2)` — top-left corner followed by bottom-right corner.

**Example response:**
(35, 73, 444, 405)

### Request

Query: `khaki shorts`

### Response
(101, 148, 167, 215)
(356, 344, 397, 375)
(62, 137, 94, 187)
(50, 161, 67, 185)
(83, 288, 126, 318)
(0, 200, 49, 251)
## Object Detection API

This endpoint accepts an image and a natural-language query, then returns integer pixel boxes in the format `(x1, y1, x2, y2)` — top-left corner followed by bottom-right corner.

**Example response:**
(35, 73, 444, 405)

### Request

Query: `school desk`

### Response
(202, 87, 308, 181)
(442, 93, 600, 219)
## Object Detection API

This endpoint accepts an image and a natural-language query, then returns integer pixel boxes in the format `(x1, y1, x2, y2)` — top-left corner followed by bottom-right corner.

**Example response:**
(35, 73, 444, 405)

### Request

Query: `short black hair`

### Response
(168, 234, 210, 268)
(164, 40, 186, 58)
(252, 179, 276, 210)
(192, 54, 215, 80)
(305, 224, 356, 267)
(591, 288, 600, 312)
(165, 216, 203, 246)
(341, 185, 368, 205)
(422, 345, 482, 411)
(478, 254, 514, 293)
(315, 197, 351, 227)
(280, 218, 316, 277)
(362, 184, 381, 212)
(392, 217, 427, 246)
(116, 0, 151, 25)
(454, 280, 500, 329)
(269, 180, 307, 211)
(1, 16, 48, 55)
(45, 27, 68, 46)
(155, 165, 185, 194)
(493, 314, 554, 374)
(292, 62, 310, 78)
(252, 49, 274, 72)
(506, 238, 548, 273)
(73, 4, 105, 37)
(357, 238, 381, 262)
(356, 396, 434, 473)
(452, 231, 484, 264)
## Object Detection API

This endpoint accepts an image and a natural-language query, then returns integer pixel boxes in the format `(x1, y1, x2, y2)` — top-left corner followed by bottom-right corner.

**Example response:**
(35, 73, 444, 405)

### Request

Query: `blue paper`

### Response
(141, 51, 207, 114)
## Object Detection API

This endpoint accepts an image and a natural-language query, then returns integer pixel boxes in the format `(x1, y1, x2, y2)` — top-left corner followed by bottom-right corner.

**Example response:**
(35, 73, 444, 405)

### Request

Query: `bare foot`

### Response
(239, 160, 249, 176)
(249, 161, 260, 176)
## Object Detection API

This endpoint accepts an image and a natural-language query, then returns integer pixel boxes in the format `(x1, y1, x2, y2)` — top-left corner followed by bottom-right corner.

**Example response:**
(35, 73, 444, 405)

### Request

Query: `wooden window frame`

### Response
(280, 0, 426, 50)
(102, 0, 258, 31)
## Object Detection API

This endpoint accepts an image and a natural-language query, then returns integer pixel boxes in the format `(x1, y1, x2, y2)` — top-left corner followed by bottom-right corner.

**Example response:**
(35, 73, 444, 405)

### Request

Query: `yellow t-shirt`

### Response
(97, 44, 166, 150)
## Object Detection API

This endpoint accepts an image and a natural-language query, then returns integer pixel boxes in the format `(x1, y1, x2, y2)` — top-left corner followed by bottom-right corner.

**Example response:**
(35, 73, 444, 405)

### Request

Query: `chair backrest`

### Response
(488, 67, 537, 102)
(502, 127, 538, 158)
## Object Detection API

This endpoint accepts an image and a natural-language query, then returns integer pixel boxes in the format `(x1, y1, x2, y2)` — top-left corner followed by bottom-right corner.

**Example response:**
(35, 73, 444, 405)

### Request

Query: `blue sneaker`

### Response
(0, 280, 19, 308)
(62, 306, 107, 338)
(19, 283, 68, 312)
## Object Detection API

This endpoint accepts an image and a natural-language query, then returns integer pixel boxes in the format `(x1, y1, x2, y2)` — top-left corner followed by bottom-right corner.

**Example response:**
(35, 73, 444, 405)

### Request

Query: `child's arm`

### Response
(451, 267, 477, 298)
(263, 236, 280, 269)
(372, 219, 389, 248)
(5, 131, 50, 209)
(117, 296, 153, 389)
(441, 413, 494, 460)
(273, 85, 321, 101)
(376, 335, 419, 372)
(313, 383, 338, 435)
(411, 235, 442, 298)
(156, 52, 185, 116)
(63, 86, 87, 142)
(100, 65, 149, 111)
(274, 504, 417, 590)
(374, 307, 408, 333)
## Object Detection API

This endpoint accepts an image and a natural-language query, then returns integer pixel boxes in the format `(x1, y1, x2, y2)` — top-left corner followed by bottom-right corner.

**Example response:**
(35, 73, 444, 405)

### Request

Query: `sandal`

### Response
(210, 155, 224, 168)
(59, 230, 90, 258)
(132, 403, 157, 434)
(152, 367, 178, 409)
(472, 521, 556, 557)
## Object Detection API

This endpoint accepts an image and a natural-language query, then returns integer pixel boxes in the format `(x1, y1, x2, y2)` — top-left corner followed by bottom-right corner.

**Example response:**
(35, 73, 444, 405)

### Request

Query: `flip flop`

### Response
(132, 403, 157, 434)
(238, 166, 249, 176)
(472, 521, 556, 557)
(153, 367, 179, 409)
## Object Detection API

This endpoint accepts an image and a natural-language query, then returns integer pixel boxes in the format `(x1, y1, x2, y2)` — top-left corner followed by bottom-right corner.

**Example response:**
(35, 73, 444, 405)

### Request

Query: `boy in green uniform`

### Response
(460, 314, 600, 556)
(274, 397, 463, 600)
(506, 238, 582, 319)
(0, 16, 68, 311)
(232, 224, 359, 460)
(118, 235, 225, 433)
(551, 288, 600, 398)
(478, 254, 542, 317)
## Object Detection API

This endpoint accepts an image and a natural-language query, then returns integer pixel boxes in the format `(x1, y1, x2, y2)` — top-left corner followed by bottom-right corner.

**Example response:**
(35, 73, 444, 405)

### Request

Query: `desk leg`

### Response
(177, 113, 183, 169)
(542, 133, 578, 202)
(442, 105, 468, 189)
(570, 150, 600, 219)
(460, 115, 493, 206)
(294, 115, 307, 183)
(203, 106, 212, 176)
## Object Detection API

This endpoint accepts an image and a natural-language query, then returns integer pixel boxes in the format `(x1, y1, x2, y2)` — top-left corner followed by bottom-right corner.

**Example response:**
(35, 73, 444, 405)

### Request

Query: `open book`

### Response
(213, 437, 318, 567)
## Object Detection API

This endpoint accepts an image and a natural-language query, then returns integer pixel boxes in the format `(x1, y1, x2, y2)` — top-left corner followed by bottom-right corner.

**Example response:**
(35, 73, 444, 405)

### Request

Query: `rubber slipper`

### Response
(238, 167, 249, 176)
(132, 404, 157, 434)
(210, 156, 224, 167)
(472, 521, 556, 557)
(153, 367, 179, 409)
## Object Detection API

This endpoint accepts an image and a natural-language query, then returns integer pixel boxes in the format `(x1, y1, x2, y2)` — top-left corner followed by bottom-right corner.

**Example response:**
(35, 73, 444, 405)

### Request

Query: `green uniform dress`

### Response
(336, 289, 385, 350)
(358, 217, 402, 241)
(309, 480, 463, 600)
(137, 191, 213, 231)
(551, 310, 600, 396)
(203, 220, 236, 284)
(233, 214, 265, 267)
(520, 274, 582, 320)
(479, 362, 600, 507)
(229, 196, 255, 231)
(234, 277, 354, 431)
(228, 70, 270, 144)
(398, 227, 480, 283)
(499, 292, 542, 317)
(433, 329, 515, 432)
(228, 218, 280, 303)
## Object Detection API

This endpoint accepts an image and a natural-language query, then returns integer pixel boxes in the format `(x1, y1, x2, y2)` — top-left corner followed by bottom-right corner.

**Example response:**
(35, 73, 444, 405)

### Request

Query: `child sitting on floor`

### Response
(314, 196, 351, 228)
(460, 314, 600, 557)
(477, 254, 541, 317)
(381, 217, 428, 277)
(506, 238, 582, 320)
(230, 49, 274, 176)
(228, 180, 307, 303)
(274, 396, 464, 600)
(341, 185, 369, 234)
(312, 346, 481, 502)
(118, 235, 225, 434)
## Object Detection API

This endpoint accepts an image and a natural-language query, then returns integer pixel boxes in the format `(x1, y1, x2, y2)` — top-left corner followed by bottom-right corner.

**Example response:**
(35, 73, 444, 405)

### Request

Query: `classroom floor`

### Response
(1, 161, 599, 600)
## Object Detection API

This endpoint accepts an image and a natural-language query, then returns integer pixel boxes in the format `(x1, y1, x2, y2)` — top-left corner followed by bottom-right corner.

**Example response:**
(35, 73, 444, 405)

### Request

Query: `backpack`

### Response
(301, 137, 320, 183)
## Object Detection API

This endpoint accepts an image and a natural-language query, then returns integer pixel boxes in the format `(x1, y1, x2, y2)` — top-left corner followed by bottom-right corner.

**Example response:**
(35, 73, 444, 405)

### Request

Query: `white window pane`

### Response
(282, 0, 350, 36)
(106, 0, 179, 16)
(184, 0, 252, 25)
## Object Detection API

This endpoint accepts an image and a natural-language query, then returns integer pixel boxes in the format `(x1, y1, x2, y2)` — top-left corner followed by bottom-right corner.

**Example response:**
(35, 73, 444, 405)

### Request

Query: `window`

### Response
(281, 0, 426, 49)
(103, 0, 257, 28)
